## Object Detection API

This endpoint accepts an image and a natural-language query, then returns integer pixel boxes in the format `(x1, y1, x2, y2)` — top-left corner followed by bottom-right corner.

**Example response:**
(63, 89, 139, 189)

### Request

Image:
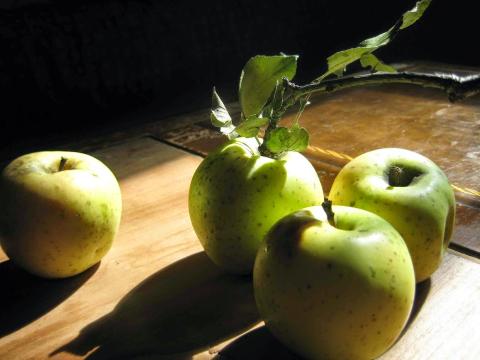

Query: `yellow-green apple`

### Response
(329, 148, 455, 282)
(254, 204, 415, 360)
(189, 137, 324, 274)
(0, 151, 122, 278)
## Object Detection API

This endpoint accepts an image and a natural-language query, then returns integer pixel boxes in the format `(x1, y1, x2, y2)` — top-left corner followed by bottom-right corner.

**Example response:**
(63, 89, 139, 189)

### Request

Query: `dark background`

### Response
(0, 0, 477, 156)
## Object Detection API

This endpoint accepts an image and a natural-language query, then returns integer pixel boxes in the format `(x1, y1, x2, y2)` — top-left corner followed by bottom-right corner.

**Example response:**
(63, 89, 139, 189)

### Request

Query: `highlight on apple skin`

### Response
(329, 148, 455, 282)
(189, 137, 324, 274)
(0, 151, 122, 279)
(253, 205, 416, 360)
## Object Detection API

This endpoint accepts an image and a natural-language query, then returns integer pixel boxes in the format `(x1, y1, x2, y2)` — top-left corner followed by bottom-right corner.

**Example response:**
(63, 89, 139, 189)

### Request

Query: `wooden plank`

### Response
(159, 83, 480, 254)
(0, 137, 260, 360)
(1, 136, 479, 359)
(381, 251, 480, 360)
(299, 85, 480, 205)
(214, 251, 480, 360)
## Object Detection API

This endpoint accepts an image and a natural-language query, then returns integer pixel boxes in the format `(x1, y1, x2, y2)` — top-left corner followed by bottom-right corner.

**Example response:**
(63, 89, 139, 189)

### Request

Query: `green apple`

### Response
(329, 148, 455, 282)
(188, 137, 324, 274)
(254, 205, 415, 360)
(0, 151, 122, 278)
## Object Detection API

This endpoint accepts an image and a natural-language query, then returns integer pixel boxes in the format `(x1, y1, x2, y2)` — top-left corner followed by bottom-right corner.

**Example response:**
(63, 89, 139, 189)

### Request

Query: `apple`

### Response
(189, 137, 324, 274)
(329, 148, 455, 282)
(0, 151, 122, 278)
(254, 204, 415, 360)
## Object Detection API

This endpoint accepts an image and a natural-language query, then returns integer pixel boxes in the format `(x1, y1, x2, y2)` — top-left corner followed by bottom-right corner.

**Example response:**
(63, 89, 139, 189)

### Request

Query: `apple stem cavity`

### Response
(59, 157, 68, 172)
(322, 198, 336, 227)
(387, 165, 421, 187)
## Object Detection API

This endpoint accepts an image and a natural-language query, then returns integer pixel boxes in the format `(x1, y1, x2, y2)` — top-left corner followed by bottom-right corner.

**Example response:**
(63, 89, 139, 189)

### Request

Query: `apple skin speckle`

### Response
(0, 151, 122, 279)
(254, 205, 415, 360)
(188, 138, 324, 274)
(329, 148, 455, 282)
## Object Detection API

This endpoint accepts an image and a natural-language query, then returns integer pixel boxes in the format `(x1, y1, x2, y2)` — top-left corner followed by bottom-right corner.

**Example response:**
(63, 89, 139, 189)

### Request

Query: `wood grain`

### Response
(0, 137, 260, 360)
(214, 252, 480, 360)
(299, 84, 480, 204)
(1, 136, 479, 359)
(159, 83, 480, 254)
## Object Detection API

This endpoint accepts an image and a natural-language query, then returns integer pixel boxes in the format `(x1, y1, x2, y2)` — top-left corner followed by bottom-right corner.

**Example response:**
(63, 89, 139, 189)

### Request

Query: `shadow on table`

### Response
(214, 278, 432, 360)
(399, 278, 431, 336)
(52, 251, 260, 359)
(215, 325, 300, 360)
(0, 260, 99, 338)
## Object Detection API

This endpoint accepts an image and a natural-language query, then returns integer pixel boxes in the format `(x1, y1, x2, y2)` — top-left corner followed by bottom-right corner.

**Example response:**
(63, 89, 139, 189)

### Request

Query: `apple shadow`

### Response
(0, 260, 99, 338)
(213, 279, 432, 360)
(215, 325, 300, 360)
(52, 251, 260, 359)
(399, 278, 431, 336)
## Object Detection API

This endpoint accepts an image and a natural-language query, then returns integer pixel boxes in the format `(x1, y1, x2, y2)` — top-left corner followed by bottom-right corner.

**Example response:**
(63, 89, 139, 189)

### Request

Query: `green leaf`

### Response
(333, 68, 346, 77)
(316, 0, 431, 81)
(265, 125, 309, 154)
(261, 79, 287, 120)
(322, 47, 372, 80)
(239, 55, 298, 117)
(359, 30, 396, 48)
(360, 54, 397, 73)
(401, 0, 432, 29)
(210, 87, 231, 127)
(210, 88, 237, 139)
(236, 116, 269, 138)
(270, 80, 286, 115)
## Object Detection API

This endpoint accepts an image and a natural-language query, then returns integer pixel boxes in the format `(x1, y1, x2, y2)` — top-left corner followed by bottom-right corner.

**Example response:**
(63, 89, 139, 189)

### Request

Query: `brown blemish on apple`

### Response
(267, 210, 321, 259)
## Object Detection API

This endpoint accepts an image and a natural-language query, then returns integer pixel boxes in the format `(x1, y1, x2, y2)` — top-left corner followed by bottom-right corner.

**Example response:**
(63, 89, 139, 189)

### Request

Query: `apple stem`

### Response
(322, 198, 336, 227)
(59, 157, 68, 172)
(388, 166, 403, 186)
(388, 165, 420, 187)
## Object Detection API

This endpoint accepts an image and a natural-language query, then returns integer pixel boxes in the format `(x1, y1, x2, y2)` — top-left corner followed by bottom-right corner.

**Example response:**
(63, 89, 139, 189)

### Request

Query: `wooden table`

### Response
(1, 66, 480, 359)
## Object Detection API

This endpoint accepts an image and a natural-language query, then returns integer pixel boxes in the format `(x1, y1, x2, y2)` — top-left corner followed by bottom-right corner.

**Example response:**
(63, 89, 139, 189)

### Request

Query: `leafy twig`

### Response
(282, 71, 480, 111)
(313, 0, 432, 82)
(209, 0, 480, 158)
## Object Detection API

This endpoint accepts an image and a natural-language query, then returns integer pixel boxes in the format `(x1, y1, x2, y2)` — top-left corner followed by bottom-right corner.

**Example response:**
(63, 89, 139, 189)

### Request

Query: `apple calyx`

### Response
(58, 157, 68, 172)
(321, 198, 335, 227)
(387, 165, 421, 187)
